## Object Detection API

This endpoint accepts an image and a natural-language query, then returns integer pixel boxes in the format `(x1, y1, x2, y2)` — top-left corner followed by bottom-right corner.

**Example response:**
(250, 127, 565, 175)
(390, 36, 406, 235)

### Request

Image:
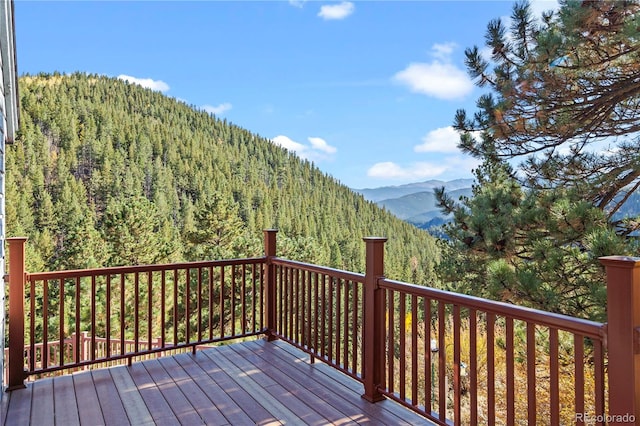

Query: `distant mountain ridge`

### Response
(353, 179, 474, 202)
(353, 179, 474, 229)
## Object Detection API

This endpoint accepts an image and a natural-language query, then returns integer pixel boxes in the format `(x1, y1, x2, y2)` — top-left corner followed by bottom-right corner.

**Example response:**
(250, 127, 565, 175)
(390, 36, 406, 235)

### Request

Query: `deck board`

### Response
(157, 356, 228, 425)
(29, 378, 54, 426)
(73, 367, 106, 425)
(227, 342, 358, 424)
(92, 367, 131, 426)
(2, 339, 435, 426)
(52, 374, 80, 425)
(109, 366, 155, 425)
(5, 382, 32, 425)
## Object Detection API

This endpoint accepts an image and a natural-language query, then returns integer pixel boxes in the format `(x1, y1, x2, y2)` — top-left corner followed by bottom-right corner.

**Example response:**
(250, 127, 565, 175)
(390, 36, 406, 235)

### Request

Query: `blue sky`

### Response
(14, 0, 558, 189)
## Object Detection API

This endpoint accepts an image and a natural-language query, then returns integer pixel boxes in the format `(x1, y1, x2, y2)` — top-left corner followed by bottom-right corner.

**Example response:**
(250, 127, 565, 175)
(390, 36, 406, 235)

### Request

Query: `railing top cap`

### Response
(599, 255, 640, 267)
(362, 236, 388, 242)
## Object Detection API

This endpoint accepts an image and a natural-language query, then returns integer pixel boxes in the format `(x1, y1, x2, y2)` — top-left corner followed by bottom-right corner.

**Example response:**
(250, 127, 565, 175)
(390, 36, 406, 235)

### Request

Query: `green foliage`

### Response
(8, 72, 440, 285)
(455, 0, 640, 234)
(437, 156, 636, 321)
(437, 1, 640, 321)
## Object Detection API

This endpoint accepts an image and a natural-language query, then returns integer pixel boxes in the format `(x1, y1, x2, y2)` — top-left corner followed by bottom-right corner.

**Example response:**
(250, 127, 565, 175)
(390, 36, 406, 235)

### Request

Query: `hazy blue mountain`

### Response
(353, 179, 474, 202)
(353, 180, 474, 233)
(376, 188, 471, 220)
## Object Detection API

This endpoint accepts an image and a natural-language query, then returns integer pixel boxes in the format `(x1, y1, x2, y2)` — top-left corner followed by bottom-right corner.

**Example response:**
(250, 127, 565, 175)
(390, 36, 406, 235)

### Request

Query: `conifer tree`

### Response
(438, 0, 640, 320)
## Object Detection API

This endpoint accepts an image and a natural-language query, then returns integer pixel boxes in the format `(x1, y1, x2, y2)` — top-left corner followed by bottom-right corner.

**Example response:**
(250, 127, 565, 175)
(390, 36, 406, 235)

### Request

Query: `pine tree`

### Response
(455, 0, 640, 235)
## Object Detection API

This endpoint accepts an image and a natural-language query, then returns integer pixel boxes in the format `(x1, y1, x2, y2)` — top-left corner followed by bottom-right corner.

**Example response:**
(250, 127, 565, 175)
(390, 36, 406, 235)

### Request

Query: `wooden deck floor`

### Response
(1, 339, 434, 425)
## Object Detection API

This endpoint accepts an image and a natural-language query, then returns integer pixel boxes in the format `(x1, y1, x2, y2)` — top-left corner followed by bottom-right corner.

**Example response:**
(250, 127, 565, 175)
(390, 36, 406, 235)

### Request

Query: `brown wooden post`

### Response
(264, 229, 278, 341)
(600, 256, 640, 424)
(7, 237, 27, 390)
(362, 237, 387, 403)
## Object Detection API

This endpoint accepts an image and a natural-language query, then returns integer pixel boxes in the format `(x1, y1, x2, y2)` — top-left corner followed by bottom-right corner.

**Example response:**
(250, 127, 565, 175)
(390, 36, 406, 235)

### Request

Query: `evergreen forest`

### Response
(7, 73, 441, 285)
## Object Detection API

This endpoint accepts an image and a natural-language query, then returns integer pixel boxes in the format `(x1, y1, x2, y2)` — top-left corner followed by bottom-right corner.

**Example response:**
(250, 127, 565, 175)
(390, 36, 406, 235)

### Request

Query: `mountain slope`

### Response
(7, 73, 440, 284)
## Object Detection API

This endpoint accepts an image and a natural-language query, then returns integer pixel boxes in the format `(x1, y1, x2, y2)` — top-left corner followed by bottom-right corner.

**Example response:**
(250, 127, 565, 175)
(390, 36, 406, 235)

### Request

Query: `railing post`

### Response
(600, 256, 640, 424)
(263, 229, 278, 341)
(362, 237, 387, 403)
(7, 237, 27, 391)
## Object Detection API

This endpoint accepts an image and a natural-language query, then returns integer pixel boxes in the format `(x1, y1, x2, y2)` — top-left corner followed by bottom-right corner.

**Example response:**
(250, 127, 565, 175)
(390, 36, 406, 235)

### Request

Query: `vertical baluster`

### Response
(321, 274, 326, 359)
(173, 269, 178, 345)
(120, 274, 125, 355)
(411, 295, 418, 406)
(105, 275, 111, 359)
(208, 267, 213, 340)
(438, 301, 446, 422)
(242, 263, 247, 334)
(387, 289, 394, 394)
(252, 263, 257, 333)
(231, 265, 236, 337)
(161, 270, 166, 348)
(527, 322, 536, 424)
(295, 269, 300, 343)
(301, 270, 306, 347)
(575, 335, 585, 425)
(91, 276, 96, 361)
(453, 304, 461, 424)
(469, 309, 478, 425)
(278, 266, 284, 336)
(486, 313, 495, 426)
(343, 279, 349, 370)
(134, 272, 139, 353)
(75, 277, 81, 364)
(197, 267, 202, 342)
(308, 271, 313, 351)
(148, 271, 153, 350)
(59, 278, 65, 367)
(259, 263, 264, 333)
(314, 273, 320, 355)
(506, 317, 515, 425)
(424, 298, 431, 412)
(594, 340, 605, 424)
(399, 292, 406, 401)
(219, 266, 224, 338)
(30, 278, 35, 371)
(352, 280, 359, 375)
(328, 276, 334, 363)
(550, 328, 560, 425)
(335, 278, 341, 368)
(186, 268, 191, 343)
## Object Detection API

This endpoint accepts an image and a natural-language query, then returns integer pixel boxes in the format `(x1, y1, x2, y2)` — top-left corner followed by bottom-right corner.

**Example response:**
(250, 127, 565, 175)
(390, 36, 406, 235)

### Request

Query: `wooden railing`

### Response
(6, 237, 265, 380)
(6, 231, 640, 425)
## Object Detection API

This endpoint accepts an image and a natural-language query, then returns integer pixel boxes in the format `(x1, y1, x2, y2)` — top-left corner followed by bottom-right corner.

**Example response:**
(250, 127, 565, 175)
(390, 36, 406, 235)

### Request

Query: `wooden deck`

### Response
(1, 339, 434, 425)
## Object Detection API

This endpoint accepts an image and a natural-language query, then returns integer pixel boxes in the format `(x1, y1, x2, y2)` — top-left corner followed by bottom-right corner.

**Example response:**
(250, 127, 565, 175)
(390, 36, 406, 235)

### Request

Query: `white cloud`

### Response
(117, 75, 170, 92)
(431, 42, 457, 61)
(318, 2, 354, 20)
(393, 44, 473, 100)
(272, 135, 337, 161)
(289, 0, 306, 8)
(367, 156, 481, 181)
(414, 126, 461, 153)
(529, 0, 559, 19)
(202, 103, 233, 115)
(272, 135, 307, 153)
(308, 137, 337, 154)
(367, 162, 448, 180)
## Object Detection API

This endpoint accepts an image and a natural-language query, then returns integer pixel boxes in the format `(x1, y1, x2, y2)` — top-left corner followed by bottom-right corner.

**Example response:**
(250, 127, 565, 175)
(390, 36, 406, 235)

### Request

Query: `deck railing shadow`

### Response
(5, 230, 640, 425)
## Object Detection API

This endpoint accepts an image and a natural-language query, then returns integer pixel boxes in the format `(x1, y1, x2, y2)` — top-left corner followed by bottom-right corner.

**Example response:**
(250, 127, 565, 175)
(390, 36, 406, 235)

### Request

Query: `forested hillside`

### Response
(7, 73, 440, 284)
